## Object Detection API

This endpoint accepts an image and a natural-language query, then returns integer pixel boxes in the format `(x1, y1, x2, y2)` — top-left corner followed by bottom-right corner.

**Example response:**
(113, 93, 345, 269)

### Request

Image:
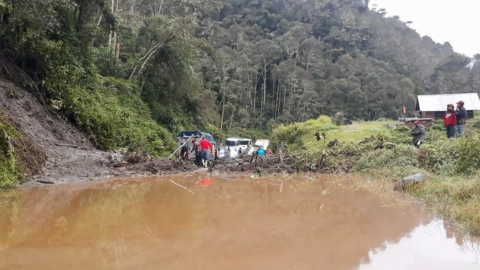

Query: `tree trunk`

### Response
(108, 0, 115, 49)
(253, 71, 259, 113)
(116, 42, 120, 59)
(220, 90, 225, 130)
(129, 35, 175, 79)
(96, 12, 103, 28)
(305, 50, 310, 71)
(76, 2, 84, 32)
(220, 62, 227, 130)
(272, 78, 276, 119)
(262, 61, 267, 116)
(278, 86, 282, 116)
(158, 0, 164, 15)
(228, 99, 237, 134)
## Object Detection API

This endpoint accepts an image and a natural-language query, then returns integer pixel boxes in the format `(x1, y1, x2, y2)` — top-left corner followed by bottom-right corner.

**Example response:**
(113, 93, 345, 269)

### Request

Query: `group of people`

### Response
(443, 101, 467, 138)
(180, 135, 214, 168)
(411, 100, 467, 147)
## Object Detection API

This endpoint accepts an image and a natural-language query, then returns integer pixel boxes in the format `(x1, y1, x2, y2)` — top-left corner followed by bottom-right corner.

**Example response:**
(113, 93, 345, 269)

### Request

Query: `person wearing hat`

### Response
(444, 104, 457, 139)
(455, 101, 467, 137)
(410, 120, 426, 148)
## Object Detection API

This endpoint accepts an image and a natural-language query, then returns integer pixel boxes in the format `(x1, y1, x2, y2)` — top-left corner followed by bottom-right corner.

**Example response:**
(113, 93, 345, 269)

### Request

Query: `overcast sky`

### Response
(369, 0, 480, 57)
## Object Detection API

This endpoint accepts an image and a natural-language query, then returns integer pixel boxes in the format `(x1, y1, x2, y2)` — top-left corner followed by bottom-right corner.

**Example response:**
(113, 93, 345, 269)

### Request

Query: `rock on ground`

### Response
(394, 172, 425, 191)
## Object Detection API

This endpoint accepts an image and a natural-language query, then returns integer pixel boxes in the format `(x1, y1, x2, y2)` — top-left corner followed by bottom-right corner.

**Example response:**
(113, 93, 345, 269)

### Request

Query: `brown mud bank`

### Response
(1, 174, 479, 270)
(0, 79, 302, 188)
(0, 79, 195, 187)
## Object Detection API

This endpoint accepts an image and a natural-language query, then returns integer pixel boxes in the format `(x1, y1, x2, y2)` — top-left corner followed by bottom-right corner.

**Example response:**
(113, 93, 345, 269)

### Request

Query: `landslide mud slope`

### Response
(0, 79, 126, 186)
(0, 79, 296, 187)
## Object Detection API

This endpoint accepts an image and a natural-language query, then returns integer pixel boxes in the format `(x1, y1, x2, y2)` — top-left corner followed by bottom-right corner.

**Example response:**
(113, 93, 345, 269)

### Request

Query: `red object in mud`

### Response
(200, 177, 213, 188)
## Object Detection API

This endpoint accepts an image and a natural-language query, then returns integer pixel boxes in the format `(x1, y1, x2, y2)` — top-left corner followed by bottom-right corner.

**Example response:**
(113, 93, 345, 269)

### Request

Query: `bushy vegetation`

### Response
(408, 174, 480, 235)
(1, 0, 479, 157)
(332, 111, 345, 126)
(354, 144, 418, 172)
(0, 120, 20, 189)
(0, 113, 46, 188)
(270, 115, 336, 150)
(275, 116, 480, 234)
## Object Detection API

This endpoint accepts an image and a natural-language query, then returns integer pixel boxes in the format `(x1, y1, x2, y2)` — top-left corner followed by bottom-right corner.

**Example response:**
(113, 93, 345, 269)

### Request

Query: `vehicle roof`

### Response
(178, 130, 215, 142)
(226, 137, 251, 141)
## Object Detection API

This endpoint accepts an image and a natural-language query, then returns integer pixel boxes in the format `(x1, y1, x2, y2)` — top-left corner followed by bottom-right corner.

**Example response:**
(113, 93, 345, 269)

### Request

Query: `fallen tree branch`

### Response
(169, 179, 195, 195)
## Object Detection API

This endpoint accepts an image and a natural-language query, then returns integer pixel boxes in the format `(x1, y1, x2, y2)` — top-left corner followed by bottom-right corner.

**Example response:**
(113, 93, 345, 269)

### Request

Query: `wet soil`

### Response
(0, 174, 478, 270)
(0, 80, 200, 186)
(0, 78, 328, 187)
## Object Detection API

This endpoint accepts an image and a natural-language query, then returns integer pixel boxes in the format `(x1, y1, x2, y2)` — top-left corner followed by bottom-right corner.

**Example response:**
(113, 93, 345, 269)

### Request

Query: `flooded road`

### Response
(0, 174, 478, 270)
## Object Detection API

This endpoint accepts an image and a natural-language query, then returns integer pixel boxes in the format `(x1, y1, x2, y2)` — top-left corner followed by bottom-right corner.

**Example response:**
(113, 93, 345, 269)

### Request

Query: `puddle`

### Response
(0, 174, 478, 270)
(359, 219, 480, 270)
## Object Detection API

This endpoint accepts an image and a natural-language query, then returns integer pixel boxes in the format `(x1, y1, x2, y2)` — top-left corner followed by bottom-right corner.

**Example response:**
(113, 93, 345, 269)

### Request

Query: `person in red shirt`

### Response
(444, 104, 457, 138)
(198, 136, 213, 168)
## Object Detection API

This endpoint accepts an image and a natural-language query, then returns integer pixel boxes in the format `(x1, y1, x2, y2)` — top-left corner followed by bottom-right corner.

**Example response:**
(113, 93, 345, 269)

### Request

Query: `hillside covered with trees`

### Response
(1, 0, 479, 155)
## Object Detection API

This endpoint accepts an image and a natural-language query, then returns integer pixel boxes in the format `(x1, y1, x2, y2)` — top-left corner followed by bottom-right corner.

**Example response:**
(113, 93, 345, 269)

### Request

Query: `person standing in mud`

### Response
(410, 120, 425, 148)
(180, 144, 189, 160)
(444, 104, 457, 139)
(198, 136, 213, 168)
(191, 139, 201, 166)
(455, 101, 467, 137)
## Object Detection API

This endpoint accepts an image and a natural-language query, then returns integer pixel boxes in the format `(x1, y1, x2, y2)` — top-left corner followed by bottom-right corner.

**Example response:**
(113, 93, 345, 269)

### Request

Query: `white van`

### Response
(253, 139, 270, 152)
(225, 137, 254, 158)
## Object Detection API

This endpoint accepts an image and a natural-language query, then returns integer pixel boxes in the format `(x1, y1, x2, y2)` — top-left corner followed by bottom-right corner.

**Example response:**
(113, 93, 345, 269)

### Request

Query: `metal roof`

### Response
(416, 93, 480, 112)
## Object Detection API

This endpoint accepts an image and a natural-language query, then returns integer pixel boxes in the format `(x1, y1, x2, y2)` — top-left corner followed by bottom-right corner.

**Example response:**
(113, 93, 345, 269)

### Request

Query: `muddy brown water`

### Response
(0, 174, 479, 270)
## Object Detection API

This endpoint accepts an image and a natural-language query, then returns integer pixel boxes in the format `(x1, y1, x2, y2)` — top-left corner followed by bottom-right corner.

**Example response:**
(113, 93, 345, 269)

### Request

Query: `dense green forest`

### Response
(0, 0, 479, 155)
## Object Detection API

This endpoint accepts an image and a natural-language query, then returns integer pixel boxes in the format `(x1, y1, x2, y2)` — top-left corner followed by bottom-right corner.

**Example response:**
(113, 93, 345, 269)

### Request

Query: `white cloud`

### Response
(369, 0, 480, 57)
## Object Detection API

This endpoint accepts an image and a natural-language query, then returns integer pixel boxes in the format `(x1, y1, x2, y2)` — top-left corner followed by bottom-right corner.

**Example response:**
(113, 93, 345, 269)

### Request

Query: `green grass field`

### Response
(301, 120, 397, 151)
(272, 115, 480, 235)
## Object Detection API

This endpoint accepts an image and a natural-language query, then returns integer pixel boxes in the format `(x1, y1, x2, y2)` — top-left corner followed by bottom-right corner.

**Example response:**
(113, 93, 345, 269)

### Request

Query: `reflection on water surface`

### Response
(0, 174, 478, 270)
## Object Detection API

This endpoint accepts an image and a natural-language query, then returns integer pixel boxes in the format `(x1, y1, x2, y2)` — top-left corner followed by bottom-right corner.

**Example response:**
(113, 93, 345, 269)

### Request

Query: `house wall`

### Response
(420, 110, 475, 120)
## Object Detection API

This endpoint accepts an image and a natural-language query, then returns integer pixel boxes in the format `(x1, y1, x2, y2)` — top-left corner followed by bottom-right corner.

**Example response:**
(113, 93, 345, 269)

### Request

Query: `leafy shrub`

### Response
(456, 136, 480, 175)
(66, 78, 175, 155)
(39, 46, 176, 155)
(390, 126, 413, 144)
(270, 123, 309, 151)
(204, 124, 225, 142)
(353, 144, 418, 172)
(432, 119, 444, 131)
(472, 121, 480, 129)
(417, 140, 458, 175)
(305, 115, 332, 126)
(332, 111, 345, 126)
(0, 117, 22, 189)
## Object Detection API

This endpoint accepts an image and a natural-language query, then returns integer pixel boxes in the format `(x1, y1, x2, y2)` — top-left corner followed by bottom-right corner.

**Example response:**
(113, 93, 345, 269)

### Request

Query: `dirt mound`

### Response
(211, 155, 297, 174)
(0, 78, 319, 187)
(0, 79, 127, 186)
(0, 114, 47, 178)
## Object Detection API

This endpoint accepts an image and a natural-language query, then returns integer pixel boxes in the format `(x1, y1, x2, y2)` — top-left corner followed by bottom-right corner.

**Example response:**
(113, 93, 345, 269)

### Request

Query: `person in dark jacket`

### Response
(410, 120, 426, 148)
(180, 143, 189, 160)
(455, 100, 467, 137)
(191, 139, 201, 166)
(444, 104, 457, 139)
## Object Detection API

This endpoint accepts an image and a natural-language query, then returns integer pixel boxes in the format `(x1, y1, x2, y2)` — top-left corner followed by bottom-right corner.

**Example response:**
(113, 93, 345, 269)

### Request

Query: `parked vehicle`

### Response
(177, 130, 215, 160)
(253, 139, 270, 153)
(225, 137, 254, 158)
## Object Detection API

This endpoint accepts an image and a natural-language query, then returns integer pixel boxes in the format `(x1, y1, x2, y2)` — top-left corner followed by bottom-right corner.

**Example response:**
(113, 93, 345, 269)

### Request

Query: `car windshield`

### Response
(239, 141, 250, 145)
(226, 140, 238, 146)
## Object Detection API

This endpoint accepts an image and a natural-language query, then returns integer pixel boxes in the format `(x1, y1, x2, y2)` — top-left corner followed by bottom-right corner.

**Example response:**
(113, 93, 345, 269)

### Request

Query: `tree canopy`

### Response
(1, 0, 479, 153)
